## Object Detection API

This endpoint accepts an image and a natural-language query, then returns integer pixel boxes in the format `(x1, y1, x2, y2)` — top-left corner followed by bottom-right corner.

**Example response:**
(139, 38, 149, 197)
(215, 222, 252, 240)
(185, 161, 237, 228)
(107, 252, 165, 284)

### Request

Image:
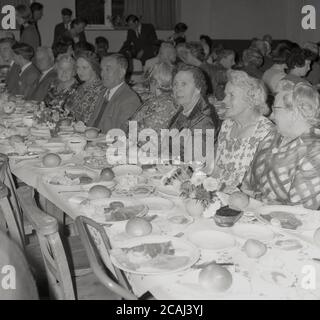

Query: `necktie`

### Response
(20, 25, 25, 37)
(35, 22, 41, 46)
(93, 90, 110, 128)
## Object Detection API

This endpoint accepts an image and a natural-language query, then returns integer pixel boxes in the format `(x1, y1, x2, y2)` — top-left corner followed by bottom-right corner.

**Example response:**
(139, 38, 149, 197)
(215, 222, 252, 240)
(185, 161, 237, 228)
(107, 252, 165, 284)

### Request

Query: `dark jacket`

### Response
(6, 63, 21, 95)
(53, 23, 87, 45)
(59, 29, 87, 45)
(168, 97, 220, 162)
(20, 23, 40, 53)
(121, 23, 158, 64)
(88, 83, 141, 134)
(17, 64, 40, 100)
(29, 68, 57, 102)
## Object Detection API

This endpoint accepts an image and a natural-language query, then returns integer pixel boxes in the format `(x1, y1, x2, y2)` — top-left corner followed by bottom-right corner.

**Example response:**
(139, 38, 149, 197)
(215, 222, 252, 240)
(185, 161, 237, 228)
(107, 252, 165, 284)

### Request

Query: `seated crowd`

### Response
(2, 4, 320, 211)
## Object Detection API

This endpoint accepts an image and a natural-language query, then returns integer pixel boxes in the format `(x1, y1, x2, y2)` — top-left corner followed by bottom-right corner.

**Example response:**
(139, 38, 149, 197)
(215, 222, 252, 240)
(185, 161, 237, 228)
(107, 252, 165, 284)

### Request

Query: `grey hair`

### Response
(227, 70, 269, 115)
(37, 46, 54, 63)
(55, 53, 75, 70)
(276, 81, 320, 126)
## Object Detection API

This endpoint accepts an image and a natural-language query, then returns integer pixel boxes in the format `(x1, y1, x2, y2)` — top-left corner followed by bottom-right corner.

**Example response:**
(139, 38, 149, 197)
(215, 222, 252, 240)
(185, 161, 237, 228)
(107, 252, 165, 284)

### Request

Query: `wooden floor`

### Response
(25, 228, 120, 300)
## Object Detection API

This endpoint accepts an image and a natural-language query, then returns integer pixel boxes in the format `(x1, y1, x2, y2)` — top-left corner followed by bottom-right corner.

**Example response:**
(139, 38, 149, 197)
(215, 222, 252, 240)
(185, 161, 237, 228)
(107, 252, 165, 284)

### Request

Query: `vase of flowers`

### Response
(180, 172, 221, 218)
(33, 102, 73, 134)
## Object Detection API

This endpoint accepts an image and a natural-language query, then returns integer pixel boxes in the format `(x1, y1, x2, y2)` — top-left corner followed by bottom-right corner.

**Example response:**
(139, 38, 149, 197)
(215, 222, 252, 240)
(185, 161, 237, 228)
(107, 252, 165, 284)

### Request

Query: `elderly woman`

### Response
(240, 48, 264, 79)
(44, 54, 79, 109)
(64, 51, 105, 124)
(211, 71, 274, 192)
(162, 64, 220, 162)
(243, 83, 320, 209)
(127, 62, 179, 135)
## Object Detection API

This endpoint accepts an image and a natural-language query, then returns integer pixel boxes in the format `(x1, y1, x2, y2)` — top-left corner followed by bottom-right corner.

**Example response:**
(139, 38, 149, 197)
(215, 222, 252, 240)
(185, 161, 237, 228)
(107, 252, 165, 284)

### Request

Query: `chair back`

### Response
(0, 229, 38, 300)
(75, 216, 137, 300)
(17, 186, 75, 300)
(0, 153, 25, 248)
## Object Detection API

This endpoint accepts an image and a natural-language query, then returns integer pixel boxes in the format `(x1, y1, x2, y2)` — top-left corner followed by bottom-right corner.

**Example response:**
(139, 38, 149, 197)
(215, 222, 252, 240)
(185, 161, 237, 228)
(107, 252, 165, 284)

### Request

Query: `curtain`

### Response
(124, 0, 176, 30)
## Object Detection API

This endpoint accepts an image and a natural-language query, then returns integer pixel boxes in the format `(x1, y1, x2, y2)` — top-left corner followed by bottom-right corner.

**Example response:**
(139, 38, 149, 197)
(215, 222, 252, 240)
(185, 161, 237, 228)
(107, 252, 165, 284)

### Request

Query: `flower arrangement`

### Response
(180, 172, 220, 209)
(33, 102, 72, 130)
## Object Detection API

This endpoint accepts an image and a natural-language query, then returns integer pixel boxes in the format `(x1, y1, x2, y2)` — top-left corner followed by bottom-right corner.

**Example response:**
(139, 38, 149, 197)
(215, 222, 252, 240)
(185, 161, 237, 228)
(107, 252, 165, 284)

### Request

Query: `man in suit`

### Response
(53, 8, 73, 47)
(60, 18, 87, 46)
(30, 2, 43, 46)
(30, 47, 57, 102)
(0, 38, 20, 93)
(88, 54, 141, 134)
(120, 15, 158, 65)
(16, 4, 40, 53)
(12, 43, 40, 99)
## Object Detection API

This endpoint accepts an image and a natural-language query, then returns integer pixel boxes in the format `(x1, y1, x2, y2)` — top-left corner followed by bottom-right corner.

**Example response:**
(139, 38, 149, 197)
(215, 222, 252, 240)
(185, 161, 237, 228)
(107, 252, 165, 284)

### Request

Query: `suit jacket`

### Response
(121, 23, 158, 64)
(29, 68, 57, 102)
(57, 29, 87, 45)
(18, 64, 40, 100)
(6, 63, 21, 95)
(20, 23, 40, 53)
(88, 83, 141, 134)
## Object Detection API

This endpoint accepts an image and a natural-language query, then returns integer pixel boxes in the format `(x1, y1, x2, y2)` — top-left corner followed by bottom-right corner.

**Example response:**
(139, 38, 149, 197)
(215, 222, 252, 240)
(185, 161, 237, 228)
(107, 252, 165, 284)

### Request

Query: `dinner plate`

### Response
(110, 235, 200, 275)
(7, 152, 41, 160)
(81, 200, 148, 225)
(231, 224, 274, 242)
(112, 164, 143, 176)
(86, 134, 106, 142)
(138, 196, 175, 212)
(156, 185, 180, 197)
(187, 230, 236, 250)
(43, 168, 115, 191)
(255, 205, 320, 232)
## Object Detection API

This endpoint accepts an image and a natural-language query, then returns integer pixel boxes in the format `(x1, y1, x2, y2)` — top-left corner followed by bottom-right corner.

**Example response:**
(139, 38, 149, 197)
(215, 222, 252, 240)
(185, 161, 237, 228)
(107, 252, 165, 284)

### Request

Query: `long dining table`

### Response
(1, 98, 320, 300)
(6, 153, 320, 300)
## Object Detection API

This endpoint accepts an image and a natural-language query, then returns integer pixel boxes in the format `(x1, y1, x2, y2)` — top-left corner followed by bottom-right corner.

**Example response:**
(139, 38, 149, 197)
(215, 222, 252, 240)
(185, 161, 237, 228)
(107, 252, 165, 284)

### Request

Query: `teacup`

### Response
(66, 136, 87, 154)
(23, 115, 34, 127)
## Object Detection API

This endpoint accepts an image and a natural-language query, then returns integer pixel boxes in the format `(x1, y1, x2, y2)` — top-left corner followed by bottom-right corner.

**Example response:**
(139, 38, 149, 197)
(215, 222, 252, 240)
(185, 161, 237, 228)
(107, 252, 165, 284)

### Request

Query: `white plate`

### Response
(80, 198, 148, 225)
(138, 197, 175, 212)
(43, 168, 115, 191)
(86, 134, 106, 142)
(110, 235, 200, 275)
(156, 185, 180, 197)
(256, 205, 320, 232)
(112, 165, 143, 176)
(231, 224, 274, 242)
(8, 152, 41, 160)
(188, 230, 236, 250)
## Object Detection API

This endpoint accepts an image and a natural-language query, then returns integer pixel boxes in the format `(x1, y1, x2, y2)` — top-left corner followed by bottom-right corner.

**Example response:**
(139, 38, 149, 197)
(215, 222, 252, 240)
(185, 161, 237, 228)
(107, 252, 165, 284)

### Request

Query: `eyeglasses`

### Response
(272, 106, 286, 111)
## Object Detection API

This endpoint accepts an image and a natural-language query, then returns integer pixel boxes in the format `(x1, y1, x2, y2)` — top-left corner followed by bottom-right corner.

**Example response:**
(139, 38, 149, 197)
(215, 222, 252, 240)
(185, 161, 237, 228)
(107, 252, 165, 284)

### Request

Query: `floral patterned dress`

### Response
(214, 116, 274, 190)
(44, 79, 79, 110)
(64, 79, 105, 124)
(243, 127, 320, 209)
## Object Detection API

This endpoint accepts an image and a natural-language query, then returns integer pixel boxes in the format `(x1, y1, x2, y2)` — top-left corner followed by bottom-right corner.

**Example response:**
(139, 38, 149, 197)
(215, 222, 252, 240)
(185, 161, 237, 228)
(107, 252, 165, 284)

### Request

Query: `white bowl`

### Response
(66, 137, 87, 154)
(42, 142, 66, 153)
(23, 116, 34, 127)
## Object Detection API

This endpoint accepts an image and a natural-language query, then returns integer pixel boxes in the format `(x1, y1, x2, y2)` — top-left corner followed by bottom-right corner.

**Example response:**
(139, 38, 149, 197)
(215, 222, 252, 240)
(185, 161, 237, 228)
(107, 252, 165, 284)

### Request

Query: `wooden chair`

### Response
(0, 229, 38, 300)
(0, 153, 25, 248)
(75, 216, 154, 300)
(17, 186, 118, 300)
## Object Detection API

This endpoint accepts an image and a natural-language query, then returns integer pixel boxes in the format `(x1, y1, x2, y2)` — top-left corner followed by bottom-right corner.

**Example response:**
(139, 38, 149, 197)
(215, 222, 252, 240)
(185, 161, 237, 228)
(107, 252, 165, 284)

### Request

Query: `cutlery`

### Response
(192, 261, 234, 269)
(58, 190, 86, 194)
(174, 232, 185, 238)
